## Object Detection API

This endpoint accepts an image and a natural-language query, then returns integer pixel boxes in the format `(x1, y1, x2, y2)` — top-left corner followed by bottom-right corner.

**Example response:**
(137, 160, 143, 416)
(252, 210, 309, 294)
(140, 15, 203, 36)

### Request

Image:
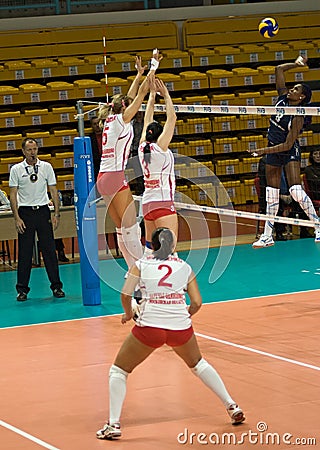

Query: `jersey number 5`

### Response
(158, 264, 173, 288)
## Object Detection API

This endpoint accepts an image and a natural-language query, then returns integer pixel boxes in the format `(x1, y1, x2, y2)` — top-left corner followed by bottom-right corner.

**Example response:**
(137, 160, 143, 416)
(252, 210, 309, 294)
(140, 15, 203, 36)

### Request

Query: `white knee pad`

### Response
(289, 184, 320, 223)
(122, 222, 143, 262)
(289, 184, 305, 203)
(266, 186, 280, 205)
(191, 358, 209, 376)
(109, 364, 128, 381)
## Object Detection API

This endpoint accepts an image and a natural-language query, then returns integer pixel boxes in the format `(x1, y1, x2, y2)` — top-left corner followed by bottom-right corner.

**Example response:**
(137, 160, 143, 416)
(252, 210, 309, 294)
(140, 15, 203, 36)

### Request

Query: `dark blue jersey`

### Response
(267, 95, 296, 146)
(267, 94, 310, 146)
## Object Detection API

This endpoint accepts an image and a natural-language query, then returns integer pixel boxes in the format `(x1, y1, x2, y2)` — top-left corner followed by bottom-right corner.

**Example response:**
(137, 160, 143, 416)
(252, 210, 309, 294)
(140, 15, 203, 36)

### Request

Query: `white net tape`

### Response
(143, 103, 320, 117)
(77, 100, 320, 117)
(79, 100, 319, 231)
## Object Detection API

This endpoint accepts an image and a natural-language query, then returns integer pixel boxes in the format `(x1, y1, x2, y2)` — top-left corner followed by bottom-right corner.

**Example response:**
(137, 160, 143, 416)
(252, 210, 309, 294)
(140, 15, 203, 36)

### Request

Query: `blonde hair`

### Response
(97, 94, 133, 129)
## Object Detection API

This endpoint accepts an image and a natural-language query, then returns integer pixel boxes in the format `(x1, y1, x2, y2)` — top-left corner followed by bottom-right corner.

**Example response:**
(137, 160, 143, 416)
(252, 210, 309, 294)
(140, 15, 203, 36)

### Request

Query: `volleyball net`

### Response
(77, 99, 319, 257)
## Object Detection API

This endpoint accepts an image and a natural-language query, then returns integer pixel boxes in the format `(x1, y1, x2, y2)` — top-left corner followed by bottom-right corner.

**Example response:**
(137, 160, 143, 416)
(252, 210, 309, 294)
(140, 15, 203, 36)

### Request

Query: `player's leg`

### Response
(172, 332, 245, 424)
(286, 161, 320, 242)
(105, 189, 143, 268)
(143, 208, 178, 256)
(97, 331, 157, 439)
(253, 164, 282, 248)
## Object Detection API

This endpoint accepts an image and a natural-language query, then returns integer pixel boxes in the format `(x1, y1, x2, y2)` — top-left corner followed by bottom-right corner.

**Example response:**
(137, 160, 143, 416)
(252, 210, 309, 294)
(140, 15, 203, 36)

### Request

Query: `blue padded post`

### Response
(73, 136, 101, 306)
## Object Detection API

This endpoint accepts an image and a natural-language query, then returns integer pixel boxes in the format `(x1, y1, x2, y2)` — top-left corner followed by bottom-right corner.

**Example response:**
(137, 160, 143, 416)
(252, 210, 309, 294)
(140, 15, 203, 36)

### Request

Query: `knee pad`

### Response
(191, 358, 209, 376)
(109, 365, 128, 381)
(266, 186, 280, 204)
(289, 184, 305, 203)
(123, 222, 141, 242)
(123, 223, 143, 261)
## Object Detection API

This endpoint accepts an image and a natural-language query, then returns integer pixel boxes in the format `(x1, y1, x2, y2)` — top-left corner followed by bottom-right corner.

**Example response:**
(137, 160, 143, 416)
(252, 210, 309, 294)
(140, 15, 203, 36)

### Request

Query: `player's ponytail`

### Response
(152, 227, 174, 260)
(143, 121, 163, 165)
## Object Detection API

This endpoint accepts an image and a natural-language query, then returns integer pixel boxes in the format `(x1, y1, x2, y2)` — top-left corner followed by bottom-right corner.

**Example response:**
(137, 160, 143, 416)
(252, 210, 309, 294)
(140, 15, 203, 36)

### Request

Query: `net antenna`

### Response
(102, 30, 109, 103)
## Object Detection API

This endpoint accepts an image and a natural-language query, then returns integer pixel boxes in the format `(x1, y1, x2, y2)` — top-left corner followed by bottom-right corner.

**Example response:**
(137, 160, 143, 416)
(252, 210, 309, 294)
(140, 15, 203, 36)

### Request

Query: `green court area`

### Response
(0, 238, 319, 328)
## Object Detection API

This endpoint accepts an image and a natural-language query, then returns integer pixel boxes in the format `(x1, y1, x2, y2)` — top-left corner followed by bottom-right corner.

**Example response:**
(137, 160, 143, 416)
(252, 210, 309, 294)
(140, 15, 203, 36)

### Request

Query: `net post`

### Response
(77, 100, 85, 137)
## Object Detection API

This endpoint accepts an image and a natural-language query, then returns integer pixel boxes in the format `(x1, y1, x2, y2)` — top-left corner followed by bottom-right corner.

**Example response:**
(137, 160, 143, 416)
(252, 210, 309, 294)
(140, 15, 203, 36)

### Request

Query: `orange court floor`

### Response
(0, 238, 319, 449)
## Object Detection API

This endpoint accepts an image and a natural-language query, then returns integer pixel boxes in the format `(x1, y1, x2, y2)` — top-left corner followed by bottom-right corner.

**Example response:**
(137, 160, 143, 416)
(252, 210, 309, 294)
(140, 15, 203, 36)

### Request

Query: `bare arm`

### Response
(10, 186, 26, 234)
(122, 75, 152, 124)
(123, 49, 162, 124)
(139, 90, 156, 145)
(48, 184, 60, 230)
(187, 271, 202, 317)
(156, 79, 176, 151)
(251, 115, 304, 156)
(121, 264, 141, 323)
(127, 56, 146, 99)
(275, 56, 308, 94)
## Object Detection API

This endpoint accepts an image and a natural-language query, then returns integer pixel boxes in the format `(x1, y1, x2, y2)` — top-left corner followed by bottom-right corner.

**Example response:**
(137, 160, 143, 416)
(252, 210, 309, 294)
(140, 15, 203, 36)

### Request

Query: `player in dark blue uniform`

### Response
(252, 56, 320, 248)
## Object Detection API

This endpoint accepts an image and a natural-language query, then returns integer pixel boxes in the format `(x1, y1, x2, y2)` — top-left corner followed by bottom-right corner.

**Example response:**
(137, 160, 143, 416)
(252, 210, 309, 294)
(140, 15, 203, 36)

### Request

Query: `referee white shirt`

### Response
(9, 158, 57, 206)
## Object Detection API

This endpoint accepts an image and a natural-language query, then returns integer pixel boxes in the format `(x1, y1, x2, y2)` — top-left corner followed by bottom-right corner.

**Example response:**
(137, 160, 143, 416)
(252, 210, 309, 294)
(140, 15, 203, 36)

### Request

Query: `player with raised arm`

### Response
(252, 55, 320, 248)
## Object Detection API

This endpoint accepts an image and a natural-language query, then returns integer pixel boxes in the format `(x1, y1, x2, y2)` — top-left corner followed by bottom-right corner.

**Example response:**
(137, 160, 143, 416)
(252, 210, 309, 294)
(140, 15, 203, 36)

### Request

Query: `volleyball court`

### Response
(1, 100, 319, 448)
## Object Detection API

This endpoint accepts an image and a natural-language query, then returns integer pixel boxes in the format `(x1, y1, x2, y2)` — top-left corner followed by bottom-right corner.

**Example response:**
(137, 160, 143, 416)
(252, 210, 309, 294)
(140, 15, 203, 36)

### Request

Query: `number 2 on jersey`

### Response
(158, 264, 173, 288)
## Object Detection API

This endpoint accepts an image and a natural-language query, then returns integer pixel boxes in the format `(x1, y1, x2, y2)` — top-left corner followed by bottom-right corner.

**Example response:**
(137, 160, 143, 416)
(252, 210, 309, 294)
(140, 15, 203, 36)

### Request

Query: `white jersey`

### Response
(135, 255, 192, 330)
(100, 113, 133, 172)
(138, 142, 175, 204)
(9, 159, 56, 207)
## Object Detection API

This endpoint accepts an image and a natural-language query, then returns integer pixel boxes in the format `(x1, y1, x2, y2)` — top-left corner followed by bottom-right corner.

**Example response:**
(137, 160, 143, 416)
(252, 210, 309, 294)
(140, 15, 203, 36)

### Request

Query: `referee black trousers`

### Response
(16, 206, 63, 294)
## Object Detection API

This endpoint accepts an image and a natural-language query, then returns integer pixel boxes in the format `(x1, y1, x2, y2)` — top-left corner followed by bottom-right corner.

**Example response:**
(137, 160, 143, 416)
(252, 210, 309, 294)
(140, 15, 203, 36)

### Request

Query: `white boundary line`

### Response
(0, 420, 60, 450)
(195, 332, 320, 372)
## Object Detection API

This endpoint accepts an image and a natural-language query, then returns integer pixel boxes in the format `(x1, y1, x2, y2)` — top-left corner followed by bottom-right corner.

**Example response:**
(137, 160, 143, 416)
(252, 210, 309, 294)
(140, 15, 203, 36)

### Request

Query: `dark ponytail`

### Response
(143, 121, 163, 165)
(152, 228, 174, 260)
(143, 141, 151, 165)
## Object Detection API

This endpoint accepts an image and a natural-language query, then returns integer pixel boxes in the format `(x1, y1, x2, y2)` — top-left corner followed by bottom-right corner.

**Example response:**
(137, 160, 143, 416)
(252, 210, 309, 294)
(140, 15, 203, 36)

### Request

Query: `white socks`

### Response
(109, 365, 128, 425)
(116, 223, 143, 269)
(264, 186, 280, 237)
(191, 358, 235, 408)
(289, 184, 320, 227)
(108, 359, 236, 425)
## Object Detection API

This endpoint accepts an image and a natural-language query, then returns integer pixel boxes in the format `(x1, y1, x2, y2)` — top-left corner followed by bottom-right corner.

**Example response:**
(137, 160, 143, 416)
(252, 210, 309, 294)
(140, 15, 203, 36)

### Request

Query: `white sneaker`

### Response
(227, 404, 245, 425)
(315, 228, 320, 243)
(96, 422, 121, 440)
(252, 234, 274, 249)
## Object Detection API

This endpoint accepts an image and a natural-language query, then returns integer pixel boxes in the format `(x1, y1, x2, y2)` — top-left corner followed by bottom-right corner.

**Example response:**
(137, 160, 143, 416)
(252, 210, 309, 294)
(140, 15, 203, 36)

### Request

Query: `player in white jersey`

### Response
(97, 51, 161, 270)
(96, 228, 245, 440)
(138, 77, 177, 256)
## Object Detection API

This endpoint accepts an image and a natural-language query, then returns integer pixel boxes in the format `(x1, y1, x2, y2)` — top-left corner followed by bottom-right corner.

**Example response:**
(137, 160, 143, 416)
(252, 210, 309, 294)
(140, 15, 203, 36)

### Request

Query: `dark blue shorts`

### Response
(266, 142, 301, 167)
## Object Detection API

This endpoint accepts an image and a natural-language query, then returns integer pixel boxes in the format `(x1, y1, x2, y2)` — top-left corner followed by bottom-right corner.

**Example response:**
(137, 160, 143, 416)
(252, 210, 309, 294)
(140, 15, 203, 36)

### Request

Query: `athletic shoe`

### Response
(315, 228, 320, 243)
(17, 292, 27, 301)
(227, 404, 245, 425)
(96, 422, 121, 440)
(52, 288, 65, 298)
(252, 234, 274, 249)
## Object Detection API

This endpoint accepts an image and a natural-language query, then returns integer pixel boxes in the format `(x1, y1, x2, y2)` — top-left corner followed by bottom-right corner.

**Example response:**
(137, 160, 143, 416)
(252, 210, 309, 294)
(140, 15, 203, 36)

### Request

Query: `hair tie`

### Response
(121, 99, 126, 107)
(109, 102, 114, 108)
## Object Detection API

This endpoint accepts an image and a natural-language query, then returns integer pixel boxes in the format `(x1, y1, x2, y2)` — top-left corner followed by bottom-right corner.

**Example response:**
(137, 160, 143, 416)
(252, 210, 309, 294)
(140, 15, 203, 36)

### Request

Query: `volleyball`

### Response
(258, 17, 279, 38)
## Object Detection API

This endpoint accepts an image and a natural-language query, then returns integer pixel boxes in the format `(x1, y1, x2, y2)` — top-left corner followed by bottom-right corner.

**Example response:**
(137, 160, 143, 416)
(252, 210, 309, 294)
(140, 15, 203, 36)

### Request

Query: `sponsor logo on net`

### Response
(177, 421, 317, 446)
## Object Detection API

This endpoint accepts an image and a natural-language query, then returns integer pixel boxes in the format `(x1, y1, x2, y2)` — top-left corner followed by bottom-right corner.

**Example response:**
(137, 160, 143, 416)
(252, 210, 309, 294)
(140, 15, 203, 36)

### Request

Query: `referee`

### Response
(9, 138, 65, 301)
